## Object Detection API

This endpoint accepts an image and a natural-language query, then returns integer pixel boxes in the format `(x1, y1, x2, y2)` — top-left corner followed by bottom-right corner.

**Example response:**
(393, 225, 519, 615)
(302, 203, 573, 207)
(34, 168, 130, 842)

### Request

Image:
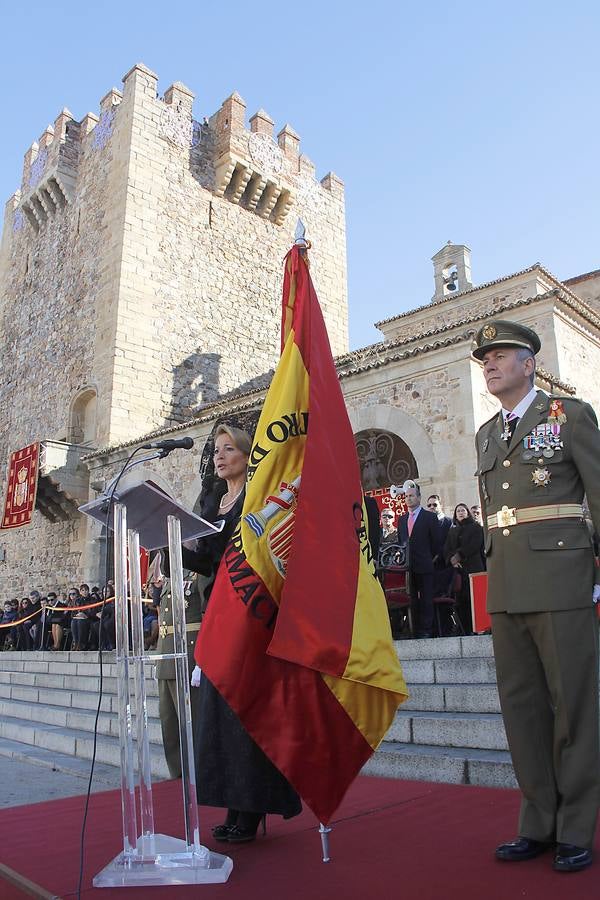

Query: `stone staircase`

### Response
(0, 637, 515, 788)
(0, 651, 170, 785)
(364, 635, 515, 787)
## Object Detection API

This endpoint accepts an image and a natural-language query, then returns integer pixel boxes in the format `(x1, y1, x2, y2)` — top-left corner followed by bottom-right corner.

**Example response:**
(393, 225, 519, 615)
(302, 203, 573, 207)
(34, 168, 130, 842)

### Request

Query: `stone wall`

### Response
(107, 64, 347, 443)
(552, 310, 600, 414)
(0, 62, 347, 595)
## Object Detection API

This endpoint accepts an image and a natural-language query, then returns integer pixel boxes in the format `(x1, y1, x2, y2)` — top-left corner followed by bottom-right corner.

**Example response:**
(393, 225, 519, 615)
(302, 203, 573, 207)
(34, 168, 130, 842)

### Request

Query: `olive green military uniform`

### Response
(156, 571, 206, 779)
(474, 321, 600, 850)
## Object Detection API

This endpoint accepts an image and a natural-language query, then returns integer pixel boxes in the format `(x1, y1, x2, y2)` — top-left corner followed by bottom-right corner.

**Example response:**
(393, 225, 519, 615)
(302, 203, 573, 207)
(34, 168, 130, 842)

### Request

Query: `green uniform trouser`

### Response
(158, 679, 182, 779)
(492, 608, 600, 848)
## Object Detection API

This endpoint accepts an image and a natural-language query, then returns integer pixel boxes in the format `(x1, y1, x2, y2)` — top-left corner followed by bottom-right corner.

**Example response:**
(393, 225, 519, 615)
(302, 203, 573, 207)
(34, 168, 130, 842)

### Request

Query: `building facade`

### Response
(1, 64, 600, 593)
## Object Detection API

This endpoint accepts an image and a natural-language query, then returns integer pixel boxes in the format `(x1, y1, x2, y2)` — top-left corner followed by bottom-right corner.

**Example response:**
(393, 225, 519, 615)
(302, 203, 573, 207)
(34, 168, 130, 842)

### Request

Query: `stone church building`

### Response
(1, 62, 599, 592)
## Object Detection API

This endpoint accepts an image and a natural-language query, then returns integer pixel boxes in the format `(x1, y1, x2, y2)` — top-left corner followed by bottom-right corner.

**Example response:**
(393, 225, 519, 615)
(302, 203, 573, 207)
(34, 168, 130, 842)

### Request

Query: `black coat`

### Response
(179, 484, 302, 818)
(443, 520, 486, 575)
(397, 508, 441, 574)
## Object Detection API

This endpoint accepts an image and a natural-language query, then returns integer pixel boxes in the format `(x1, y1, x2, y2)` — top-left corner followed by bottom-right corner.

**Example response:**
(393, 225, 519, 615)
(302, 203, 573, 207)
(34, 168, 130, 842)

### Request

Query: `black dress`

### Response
(184, 488, 302, 819)
(443, 520, 486, 634)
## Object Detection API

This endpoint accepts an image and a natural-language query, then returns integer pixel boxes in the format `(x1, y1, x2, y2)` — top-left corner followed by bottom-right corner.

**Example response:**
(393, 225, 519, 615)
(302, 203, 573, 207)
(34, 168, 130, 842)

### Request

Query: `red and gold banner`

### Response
(365, 488, 408, 527)
(196, 244, 407, 823)
(1, 443, 40, 530)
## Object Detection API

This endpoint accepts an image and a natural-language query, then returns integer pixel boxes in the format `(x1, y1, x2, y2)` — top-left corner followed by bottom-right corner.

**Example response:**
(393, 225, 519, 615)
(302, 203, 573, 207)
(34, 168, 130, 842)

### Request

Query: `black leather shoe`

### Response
(495, 837, 551, 861)
(553, 844, 592, 872)
(212, 825, 233, 842)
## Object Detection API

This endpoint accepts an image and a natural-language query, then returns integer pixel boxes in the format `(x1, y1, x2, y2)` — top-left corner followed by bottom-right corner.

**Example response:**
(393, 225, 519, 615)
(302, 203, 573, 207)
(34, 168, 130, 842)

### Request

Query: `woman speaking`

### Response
(185, 424, 301, 843)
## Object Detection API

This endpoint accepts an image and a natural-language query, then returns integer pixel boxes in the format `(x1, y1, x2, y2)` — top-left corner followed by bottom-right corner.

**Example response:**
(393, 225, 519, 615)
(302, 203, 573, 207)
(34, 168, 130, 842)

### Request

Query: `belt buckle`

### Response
(497, 505, 517, 527)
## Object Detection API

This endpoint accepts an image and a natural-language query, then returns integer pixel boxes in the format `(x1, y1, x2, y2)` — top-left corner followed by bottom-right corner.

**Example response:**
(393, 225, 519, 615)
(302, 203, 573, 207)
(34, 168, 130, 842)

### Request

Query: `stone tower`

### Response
(0, 62, 348, 592)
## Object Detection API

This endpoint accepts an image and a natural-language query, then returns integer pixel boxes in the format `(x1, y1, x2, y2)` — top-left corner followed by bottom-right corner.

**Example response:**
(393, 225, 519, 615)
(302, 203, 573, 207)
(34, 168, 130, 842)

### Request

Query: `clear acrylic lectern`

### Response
(91, 498, 233, 887)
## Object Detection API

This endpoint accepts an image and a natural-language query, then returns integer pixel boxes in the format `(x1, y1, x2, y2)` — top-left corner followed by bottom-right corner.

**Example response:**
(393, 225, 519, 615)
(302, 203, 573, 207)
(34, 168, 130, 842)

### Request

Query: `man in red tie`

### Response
(397, 483, 441, 638)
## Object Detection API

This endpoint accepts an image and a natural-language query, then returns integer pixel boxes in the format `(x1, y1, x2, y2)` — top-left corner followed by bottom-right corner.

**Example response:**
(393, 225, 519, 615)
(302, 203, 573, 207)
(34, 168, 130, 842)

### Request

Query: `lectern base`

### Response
(93, 834, 233, 887)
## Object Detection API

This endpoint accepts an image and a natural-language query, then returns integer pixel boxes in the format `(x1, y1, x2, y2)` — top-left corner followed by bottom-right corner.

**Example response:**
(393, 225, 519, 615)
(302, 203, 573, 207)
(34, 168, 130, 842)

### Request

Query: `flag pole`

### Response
(319, 822, 332, 862)
(297, 221, 332, 865)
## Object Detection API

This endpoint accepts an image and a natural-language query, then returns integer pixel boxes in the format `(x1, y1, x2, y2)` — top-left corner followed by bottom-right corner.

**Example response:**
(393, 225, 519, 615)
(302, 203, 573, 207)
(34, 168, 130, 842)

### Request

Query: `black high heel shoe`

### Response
(227, 813, 266, 843)
(212, 809, 239, 842)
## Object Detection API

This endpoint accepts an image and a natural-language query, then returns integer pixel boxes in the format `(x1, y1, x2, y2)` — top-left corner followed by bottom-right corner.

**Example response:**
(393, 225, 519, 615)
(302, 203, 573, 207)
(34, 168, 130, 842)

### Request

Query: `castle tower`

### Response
(431, 241, 473, 301)
(0, 62, 348, 449)
(0, 63, 348, 591)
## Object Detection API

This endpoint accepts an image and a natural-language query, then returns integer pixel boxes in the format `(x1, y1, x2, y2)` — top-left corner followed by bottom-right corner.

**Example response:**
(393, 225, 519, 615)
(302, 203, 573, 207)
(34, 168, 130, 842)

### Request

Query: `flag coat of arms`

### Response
(196, 243, 407, 823)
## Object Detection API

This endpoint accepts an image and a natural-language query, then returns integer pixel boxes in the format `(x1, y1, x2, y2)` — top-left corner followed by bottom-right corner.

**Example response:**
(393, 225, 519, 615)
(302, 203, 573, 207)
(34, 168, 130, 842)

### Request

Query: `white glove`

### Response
(191, 665, 202, 687)
(593, 585, 600, 604)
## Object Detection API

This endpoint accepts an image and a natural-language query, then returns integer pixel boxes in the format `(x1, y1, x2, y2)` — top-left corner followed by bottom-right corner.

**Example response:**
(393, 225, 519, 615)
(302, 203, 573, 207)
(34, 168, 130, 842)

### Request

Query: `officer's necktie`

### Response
(504, 413, 519, 446)
(408, 510, 417, 536)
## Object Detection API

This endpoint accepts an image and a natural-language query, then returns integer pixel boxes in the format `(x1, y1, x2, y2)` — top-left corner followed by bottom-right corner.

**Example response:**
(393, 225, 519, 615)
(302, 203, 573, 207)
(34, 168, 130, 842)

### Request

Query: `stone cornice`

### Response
(83, 391, 266, 461)
(373, 262, 589, 329)
(337, 327, 574, 394)
(339, 287, 600, 373)
(86, 285, 586, 460)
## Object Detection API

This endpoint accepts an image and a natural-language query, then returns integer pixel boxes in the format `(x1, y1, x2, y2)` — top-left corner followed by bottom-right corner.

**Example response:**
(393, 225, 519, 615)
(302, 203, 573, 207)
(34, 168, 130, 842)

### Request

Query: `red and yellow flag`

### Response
(196, 244, 407, 823)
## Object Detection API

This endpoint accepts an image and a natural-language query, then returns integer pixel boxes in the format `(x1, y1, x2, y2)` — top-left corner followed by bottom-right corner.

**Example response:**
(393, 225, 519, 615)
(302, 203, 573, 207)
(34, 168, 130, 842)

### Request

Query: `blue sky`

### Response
(1, 1, 599, 348)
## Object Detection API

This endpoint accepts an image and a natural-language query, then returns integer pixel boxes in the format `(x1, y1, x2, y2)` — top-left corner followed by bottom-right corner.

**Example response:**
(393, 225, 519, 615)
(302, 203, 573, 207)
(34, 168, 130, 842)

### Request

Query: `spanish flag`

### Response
(195, 243, 407, 823)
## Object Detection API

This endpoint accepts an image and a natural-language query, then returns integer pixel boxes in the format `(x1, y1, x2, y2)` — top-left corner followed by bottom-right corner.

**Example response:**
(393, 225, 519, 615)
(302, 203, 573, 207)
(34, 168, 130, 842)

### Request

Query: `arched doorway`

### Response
(354, 428, 418, 491)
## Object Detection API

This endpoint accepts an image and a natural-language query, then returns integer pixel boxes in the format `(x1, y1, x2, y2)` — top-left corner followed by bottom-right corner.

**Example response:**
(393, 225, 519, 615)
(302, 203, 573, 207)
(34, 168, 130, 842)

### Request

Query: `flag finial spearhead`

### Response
(293, 219, 311, 260)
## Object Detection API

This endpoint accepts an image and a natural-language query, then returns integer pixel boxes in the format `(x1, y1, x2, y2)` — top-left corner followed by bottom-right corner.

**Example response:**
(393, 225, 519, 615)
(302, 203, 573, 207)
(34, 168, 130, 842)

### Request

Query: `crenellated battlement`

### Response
(14, 86, 124, 234)
(209, 90, 343, 225)
(8, 62, 343, 237)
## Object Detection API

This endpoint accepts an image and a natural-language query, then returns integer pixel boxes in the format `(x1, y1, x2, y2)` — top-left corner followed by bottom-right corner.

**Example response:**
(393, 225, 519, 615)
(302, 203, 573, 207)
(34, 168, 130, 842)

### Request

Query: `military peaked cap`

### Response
(472, 319, 541, 360)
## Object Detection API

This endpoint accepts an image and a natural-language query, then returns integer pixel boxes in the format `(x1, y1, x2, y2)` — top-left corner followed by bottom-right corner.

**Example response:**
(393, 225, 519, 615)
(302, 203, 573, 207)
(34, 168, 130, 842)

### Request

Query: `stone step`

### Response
(0, 680, 160, 717)
(0, 650, 119, 675)
(0, 668, 159, 696)
(389, 710, 507, 751)
(0, 734, 125, 786)
(0, 713, 170, 779)
(363, 741, 516, 789)
(399, 656, 498, 685)
(0, 698, 164, 743)
(402, 683, 500, 714)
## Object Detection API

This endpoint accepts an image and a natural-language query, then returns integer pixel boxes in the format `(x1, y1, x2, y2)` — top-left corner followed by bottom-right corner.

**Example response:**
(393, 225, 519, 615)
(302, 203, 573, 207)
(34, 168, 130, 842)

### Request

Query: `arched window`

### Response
(68, 387, 98, 446)
(354, 428, 418, 491)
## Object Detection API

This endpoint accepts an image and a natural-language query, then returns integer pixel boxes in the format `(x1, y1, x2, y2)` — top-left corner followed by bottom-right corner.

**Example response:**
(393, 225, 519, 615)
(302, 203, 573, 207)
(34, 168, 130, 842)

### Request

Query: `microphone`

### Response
(141, 437, 195, 452)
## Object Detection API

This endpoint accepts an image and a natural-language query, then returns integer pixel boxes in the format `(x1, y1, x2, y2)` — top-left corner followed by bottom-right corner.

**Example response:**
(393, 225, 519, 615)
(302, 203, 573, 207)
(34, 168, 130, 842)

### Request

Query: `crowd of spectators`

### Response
(377, 489, 486, 637)
(0, 582, 121, 652)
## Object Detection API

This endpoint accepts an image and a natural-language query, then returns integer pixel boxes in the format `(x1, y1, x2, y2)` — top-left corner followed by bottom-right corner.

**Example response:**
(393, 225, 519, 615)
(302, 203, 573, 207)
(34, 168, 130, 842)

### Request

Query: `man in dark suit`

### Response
(426, 494, 453, 543)
(427, 494, 454, 598)
(474, 319, 600, 873)
(397, 483, 441, 637)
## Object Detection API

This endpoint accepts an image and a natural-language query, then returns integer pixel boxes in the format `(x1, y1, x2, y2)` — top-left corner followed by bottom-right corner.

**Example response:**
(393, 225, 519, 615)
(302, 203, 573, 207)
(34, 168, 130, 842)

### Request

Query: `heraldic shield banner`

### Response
(195, 244, 407, 824)
(1, 443, 40, 529)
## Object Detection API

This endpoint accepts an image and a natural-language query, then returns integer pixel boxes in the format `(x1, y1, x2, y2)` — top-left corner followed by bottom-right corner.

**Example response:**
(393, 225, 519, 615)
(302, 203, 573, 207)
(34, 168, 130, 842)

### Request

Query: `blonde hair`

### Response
(215, 424, 252, 457)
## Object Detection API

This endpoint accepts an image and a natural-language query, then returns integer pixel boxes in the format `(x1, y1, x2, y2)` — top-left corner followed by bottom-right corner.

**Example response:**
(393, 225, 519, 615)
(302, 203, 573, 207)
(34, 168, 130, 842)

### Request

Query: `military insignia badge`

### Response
(523, 423, 563, 454)
(531, 467, 551, 487)
(482, 324, 497, 340)
(482, 438, 489, 452)
(548, 399, 567, 425)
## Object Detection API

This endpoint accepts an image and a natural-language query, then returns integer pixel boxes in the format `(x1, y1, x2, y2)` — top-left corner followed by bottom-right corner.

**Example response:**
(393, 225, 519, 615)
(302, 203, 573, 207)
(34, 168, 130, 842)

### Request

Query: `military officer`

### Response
(156, 563, 206, 779)
(473, 319, 600, 873)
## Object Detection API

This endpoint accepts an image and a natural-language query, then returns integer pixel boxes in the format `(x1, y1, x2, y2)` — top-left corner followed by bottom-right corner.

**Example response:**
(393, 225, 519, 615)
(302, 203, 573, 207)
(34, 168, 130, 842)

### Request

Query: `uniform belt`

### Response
(164, 622, 201, 635)
(487, 503, 584, 530)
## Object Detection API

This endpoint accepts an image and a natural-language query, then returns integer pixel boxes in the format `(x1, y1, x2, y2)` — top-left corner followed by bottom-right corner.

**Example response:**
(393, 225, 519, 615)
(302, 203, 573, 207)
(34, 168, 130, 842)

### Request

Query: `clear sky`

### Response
(1, 1, 599, 349)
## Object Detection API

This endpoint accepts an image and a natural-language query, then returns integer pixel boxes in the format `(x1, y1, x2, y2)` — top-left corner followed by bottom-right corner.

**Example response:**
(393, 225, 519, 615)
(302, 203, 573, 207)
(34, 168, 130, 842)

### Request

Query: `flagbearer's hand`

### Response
(593, 585, 600, 604)
(191, 665, 202, 687)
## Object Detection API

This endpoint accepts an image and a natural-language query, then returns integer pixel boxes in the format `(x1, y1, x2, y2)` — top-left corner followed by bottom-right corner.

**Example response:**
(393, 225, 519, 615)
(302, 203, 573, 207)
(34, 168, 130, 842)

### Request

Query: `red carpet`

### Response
(0, 775, 598, 899)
